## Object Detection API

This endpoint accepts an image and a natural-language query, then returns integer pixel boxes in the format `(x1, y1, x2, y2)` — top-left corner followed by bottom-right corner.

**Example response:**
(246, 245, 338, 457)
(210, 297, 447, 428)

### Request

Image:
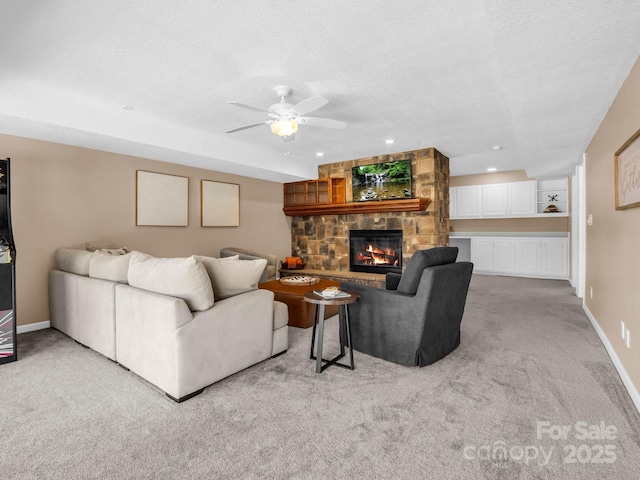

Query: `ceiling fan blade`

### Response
(225, 121, 270, 133)
(297, 117, 347, 129)
(288, 96, 329, 117)
(227, 101, 271, 114)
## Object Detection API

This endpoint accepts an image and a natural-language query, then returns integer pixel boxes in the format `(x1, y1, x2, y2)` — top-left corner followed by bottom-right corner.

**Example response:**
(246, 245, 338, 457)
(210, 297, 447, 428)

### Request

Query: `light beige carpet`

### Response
(1, 275, 639, 479)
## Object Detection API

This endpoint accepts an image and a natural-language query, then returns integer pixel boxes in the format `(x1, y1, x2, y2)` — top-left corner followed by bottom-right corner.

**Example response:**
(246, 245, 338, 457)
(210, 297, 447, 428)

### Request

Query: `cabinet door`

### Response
(449, 187, 459, 219)
(306, 181, 319, 204)
(493, 238, 516, 273)
(316, 180, 330, 204)
(331, 178, 346, 204)
(292, 182, 306, 205)
(456, 186, 482, 218)
(470, 238, 494, 272)
(508, 181, 536, 216)
(542, 238, 568, 277)
(516, 238, 542, 275)
(482, 184, 508, 217)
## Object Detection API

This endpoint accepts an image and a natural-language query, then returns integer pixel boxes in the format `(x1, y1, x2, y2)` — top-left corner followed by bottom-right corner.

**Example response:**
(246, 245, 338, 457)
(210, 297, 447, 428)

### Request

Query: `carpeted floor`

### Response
(1, 275, 639, 479)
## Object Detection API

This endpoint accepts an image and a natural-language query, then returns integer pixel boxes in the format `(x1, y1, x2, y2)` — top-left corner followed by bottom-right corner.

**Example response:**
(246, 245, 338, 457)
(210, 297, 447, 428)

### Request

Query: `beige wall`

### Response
(585, 57, 640, 391)
(450, 170, 570, 232)
(2, 133, 292, 327)
(450, 170, 532, 186)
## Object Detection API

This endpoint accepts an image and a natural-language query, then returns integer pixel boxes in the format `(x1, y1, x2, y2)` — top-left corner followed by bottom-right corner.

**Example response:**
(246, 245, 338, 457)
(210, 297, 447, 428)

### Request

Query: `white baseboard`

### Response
(583, 303, 640, 414)
(17, 320, 50, 334)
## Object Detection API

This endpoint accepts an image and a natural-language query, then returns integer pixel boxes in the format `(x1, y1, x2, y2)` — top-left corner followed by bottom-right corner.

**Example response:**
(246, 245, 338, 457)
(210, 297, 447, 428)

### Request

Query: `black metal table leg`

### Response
(304, 290, 359, 374)
(310, 304, 319, 359)
(345, 305, 354, 370)
(315, 304, 326, 373)
(338, 305, 346, 356)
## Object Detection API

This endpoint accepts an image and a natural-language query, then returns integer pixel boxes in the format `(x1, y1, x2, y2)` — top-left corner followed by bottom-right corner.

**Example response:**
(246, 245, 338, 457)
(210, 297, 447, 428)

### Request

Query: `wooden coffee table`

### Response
(258, 279, 339, 328)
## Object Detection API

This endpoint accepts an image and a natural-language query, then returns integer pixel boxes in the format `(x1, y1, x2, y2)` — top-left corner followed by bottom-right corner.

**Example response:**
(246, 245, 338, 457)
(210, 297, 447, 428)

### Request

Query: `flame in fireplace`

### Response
(356, 243, 399, 266)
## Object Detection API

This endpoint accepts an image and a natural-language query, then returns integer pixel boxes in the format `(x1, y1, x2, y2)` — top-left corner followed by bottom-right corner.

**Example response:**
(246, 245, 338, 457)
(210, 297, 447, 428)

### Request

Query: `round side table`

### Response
(303, 290, 360, 373)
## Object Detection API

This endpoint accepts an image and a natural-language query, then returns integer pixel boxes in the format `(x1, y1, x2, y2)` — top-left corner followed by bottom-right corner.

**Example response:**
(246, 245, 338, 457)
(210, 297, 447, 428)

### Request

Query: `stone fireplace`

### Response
(289, 148, 449, 284)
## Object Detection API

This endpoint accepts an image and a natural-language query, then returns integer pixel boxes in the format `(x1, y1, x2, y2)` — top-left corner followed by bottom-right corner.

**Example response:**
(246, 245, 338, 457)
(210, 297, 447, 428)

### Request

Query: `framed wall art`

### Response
(136, 170, 189, 226)
(615, 128, 640, 210)
(201, 180, 240, 227)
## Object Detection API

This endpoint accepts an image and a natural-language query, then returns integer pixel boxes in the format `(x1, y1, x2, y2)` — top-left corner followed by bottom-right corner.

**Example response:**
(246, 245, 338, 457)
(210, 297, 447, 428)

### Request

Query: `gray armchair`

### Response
(340, 247, 473, 367)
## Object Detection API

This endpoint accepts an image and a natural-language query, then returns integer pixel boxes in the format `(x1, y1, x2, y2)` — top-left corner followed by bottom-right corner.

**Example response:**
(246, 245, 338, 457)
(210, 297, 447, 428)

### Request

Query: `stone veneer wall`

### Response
(290, 148, 450, 273)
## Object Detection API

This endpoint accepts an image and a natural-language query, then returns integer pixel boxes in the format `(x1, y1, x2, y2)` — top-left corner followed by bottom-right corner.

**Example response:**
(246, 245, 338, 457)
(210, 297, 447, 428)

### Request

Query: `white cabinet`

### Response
(471, 236, 568, 279)
(509, 181, 537, 216)
(451, 185, 482, 218)
(451, 181, 537, 219)
(482, 184, 508, 217)
(471, 238, 516, 274)
(542, 238, 569, 277)
(493, 238, 516, 273)
(470, 238, 494, 271)
(516, 238, 543, 275)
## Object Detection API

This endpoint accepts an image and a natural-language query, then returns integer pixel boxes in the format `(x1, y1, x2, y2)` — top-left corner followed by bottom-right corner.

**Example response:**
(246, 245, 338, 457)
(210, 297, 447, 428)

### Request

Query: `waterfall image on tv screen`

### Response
(351, 160, 412, 202)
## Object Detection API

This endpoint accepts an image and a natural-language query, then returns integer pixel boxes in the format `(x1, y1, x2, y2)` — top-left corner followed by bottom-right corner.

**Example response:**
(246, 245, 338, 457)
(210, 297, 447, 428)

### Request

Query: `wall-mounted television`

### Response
(351, 159, 412, 202)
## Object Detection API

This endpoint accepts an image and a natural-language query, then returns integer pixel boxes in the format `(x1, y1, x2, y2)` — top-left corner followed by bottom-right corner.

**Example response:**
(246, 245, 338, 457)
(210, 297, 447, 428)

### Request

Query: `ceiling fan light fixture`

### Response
(270, 119, 298, 137)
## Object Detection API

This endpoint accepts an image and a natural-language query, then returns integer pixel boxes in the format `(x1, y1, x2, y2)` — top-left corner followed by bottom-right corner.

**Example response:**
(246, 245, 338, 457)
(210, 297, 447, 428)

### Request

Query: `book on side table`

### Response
(313, 287, 351, 299)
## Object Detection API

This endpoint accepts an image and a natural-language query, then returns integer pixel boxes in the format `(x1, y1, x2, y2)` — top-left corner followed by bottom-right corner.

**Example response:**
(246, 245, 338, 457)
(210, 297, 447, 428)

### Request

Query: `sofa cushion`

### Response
(196, 255, 267, 300)
(128, 252, 214, 311)
(55, 248, 92, 276)
(89, 251, 132, 283)
(396, 247, 459, 295)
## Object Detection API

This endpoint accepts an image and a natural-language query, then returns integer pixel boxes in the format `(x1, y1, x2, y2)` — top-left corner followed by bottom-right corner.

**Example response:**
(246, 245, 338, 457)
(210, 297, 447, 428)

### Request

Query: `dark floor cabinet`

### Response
(0, 158, 16, 365)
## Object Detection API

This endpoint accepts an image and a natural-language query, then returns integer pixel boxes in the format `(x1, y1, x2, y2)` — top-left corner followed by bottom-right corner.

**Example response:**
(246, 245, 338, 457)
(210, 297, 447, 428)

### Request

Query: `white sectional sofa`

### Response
(49, 249, 288, 402)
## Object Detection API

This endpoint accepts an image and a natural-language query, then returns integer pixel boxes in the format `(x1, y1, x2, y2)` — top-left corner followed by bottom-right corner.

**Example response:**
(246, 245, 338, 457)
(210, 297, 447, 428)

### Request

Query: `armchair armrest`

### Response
(385, 272, 402, 290)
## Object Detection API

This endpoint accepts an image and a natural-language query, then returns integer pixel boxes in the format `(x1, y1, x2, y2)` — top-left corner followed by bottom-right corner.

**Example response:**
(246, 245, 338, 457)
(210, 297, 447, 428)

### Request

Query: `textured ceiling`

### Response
(1, 0, 639, 182)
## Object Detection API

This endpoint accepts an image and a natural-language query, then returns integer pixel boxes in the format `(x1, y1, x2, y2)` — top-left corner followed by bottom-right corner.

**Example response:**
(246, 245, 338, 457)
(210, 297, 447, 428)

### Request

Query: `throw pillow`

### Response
(194, 254, 239, 281)
(196, 255, 267, 300)
(396, 247, 459, 295)
(128, 252, 214, 311)
(89, 251, 132, 283)
(55, 248, 93, 276)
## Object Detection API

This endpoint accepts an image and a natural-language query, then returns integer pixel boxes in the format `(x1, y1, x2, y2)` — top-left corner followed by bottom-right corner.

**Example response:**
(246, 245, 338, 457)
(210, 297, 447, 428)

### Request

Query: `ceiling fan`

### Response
(225, 86, 347, 142)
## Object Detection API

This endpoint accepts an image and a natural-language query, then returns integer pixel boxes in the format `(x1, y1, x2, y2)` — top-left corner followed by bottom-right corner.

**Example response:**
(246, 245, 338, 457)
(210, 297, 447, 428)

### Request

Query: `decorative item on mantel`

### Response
(281, 256, 305, 270)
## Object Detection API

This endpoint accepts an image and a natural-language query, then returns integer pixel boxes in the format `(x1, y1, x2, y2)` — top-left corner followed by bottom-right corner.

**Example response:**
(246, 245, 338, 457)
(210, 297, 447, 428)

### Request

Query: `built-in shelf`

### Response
(283, 198, 431, 216)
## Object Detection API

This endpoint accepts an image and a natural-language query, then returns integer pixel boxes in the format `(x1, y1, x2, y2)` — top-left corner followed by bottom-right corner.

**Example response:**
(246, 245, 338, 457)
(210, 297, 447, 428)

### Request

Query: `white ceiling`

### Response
(1, 0, 639, 182)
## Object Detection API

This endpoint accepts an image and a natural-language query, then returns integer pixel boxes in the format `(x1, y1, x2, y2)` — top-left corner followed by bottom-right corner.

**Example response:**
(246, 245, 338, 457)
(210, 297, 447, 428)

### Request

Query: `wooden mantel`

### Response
(283, 198, 431, 216)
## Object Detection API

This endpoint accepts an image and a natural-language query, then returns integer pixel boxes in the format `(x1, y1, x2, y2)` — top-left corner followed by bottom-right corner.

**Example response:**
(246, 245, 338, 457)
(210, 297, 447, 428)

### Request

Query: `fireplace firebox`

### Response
(349, 229, 402, 274)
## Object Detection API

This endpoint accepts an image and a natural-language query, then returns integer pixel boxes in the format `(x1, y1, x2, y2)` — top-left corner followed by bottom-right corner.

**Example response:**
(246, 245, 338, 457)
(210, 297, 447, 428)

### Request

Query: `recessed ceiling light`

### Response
(487, 167, 497, 172)
(492, 145, 502, 151)
(385, 139, 395, 144)
(316, 152, 325, 157)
